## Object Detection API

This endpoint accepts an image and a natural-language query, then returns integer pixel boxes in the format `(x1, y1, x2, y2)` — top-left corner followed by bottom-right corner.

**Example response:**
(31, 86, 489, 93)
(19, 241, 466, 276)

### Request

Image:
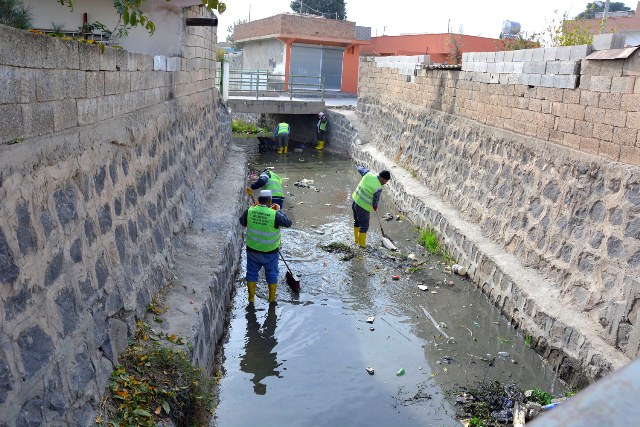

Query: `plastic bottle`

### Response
(452, 264, 467, 276)
(396, 368, 405, 376)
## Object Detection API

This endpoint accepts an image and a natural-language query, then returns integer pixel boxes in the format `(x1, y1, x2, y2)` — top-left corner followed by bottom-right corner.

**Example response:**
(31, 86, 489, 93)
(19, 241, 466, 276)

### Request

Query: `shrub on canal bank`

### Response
(232, 119, 267, 135)
(98, 321, 215, 426)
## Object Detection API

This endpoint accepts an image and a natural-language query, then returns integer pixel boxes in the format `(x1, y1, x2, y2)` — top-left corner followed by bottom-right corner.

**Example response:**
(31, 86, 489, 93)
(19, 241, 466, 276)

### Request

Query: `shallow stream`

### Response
(211, 137, 566, 426)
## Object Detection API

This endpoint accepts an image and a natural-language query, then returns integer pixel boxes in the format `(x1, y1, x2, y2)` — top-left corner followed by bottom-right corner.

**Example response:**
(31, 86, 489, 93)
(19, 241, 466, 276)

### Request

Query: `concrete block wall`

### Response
(0, 8, 232, 424)
(360, 49, 640, 165)
(356, 48, 640, 381)
(461, 45, 590, 89)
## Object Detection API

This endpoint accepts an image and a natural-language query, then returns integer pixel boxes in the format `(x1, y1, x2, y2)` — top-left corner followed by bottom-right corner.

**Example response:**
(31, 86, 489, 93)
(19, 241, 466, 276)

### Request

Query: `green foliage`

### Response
(499, 33, 540, 51)
(536, 10, 595, 47)
(575, 2, 631, 19)
(497, 336, 512, 345)
(0, 0, 33, 29)
(100, 321, 215, 426)
(418, 227, 441, 255)
(468, 417, 485, 427)
(290, 0, 347, 20)
(50, 21, 65, 36)
(525, 335, 532, 348)
(216, 48, 226, 62)
(528, 387, 553, 405)
(232, 119, 261, 134)
(56, 0, 227, 40)
(226, 18, 247, 50)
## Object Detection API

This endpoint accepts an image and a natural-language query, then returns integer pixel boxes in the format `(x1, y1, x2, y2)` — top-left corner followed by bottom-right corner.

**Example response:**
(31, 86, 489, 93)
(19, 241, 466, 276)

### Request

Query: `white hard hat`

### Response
(318, 112, 325, 116)
(259, 190, 272, 197)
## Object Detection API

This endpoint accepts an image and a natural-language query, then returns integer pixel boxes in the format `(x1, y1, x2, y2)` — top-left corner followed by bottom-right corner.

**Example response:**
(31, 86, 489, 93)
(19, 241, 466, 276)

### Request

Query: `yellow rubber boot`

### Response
(277, 147, 283, 154)
(268, 284, 277, 302)
(358, 232, 367, 248)
(247, 281, 257, 303)
(316, 140, 324, 150)
(284, 146, 288, 154)
(353, 227, 360, 243)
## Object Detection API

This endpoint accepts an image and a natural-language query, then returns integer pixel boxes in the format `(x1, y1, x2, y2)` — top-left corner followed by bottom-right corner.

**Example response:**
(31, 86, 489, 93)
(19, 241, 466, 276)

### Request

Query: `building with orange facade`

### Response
(360, 33, 505, 64)
(233, 13, 370, 94)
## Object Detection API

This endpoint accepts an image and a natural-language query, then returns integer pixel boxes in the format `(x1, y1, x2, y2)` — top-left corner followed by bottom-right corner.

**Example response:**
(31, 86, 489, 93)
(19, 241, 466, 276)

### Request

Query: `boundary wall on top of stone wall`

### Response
(0, 7, 235, 425)
(355, 42, 640, 385)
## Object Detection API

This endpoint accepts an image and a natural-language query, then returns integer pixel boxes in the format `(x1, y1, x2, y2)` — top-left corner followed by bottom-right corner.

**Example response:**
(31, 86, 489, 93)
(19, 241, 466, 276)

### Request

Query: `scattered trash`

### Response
(315, 230, 325, 235)
(498, 351, 510, 358)
(366, 366, 375, 375)
(366, 316, 375, 324)
(407, 253, 416, 260)
(383, 213, 393, 221)
(324, 203, 332, 206)
(447, 280, 454, 286)
(396, 368, 405, 376)
(452, 264, 467, 276)
(293, 179, 314, 188)
(320, 242, 357, 261)
(417, 285, 429, 291)
(391, 275, 400, 280)
(473, 322, 480, 327)
(431, 291, 438, 294)
(369, 327, 375, 331)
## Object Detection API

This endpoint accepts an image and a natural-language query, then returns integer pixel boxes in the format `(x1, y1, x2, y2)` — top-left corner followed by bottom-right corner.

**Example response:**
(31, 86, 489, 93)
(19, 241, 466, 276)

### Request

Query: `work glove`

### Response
(246, 188, 253, 196)
(271, 203, 280, 211)
(373, 206, 378, 212)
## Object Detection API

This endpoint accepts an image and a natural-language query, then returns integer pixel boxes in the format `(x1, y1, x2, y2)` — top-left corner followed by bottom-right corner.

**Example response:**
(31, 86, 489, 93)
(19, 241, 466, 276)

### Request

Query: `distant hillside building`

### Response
(233, 13, 370, 94)
(360, 33, 504, 64)
(565, 1, 640, 46)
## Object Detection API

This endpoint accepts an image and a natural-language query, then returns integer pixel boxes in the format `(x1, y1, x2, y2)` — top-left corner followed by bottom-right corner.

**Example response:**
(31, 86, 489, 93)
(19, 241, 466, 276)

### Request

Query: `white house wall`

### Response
(24, 0, 190, 56)
(242, 39, 286, 74)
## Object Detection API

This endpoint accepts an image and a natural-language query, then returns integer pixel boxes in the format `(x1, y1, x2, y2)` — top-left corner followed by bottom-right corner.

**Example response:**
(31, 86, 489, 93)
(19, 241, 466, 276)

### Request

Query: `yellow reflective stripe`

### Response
(355, 186, 373, 205)
(247, 227, 279, 237)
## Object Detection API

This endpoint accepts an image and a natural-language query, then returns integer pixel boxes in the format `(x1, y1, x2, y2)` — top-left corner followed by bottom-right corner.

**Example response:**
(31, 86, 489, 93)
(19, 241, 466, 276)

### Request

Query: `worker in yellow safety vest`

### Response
(316, 112, 328, 150)
(247, 168, 285, 209)
(351, 167, 391, 247)
(273, 122, 290, 154)
(239, 190, 293, 303)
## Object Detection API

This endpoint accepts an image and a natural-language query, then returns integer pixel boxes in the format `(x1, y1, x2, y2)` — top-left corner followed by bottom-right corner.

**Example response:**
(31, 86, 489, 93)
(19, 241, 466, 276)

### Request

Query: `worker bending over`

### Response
(273, 122, 290, 154)
(240, 190, 293, 303)
(351, 167, 391, 248)
(247, 168, 285, 209)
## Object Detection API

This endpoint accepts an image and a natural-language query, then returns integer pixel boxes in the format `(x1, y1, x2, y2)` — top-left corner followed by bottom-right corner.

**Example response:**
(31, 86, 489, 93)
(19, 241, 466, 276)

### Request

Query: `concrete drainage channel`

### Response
(211, 137, 568, 426)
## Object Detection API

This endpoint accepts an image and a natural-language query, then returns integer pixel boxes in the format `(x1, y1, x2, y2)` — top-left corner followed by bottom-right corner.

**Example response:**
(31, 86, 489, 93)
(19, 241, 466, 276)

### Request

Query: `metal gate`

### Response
(290, 44, 344, 91)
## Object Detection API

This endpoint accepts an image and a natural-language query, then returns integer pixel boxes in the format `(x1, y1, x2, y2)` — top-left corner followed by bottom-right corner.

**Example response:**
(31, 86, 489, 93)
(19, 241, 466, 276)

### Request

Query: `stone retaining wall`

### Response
(348, 45, 640, 386)
(0, 9, 234, 424)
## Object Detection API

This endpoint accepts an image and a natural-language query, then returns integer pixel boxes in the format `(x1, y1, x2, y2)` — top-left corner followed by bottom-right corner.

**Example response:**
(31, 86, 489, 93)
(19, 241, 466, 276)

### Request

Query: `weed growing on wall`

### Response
(98, 320, 215, 426)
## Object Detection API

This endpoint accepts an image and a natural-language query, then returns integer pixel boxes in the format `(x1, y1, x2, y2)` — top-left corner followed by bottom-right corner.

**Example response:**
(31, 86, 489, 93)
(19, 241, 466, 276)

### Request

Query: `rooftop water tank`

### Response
(501, 20, 521, 38)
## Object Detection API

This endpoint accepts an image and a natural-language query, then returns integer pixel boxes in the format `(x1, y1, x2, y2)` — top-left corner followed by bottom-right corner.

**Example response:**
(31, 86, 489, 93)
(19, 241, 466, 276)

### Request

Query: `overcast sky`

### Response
(216, 0, 637, 41)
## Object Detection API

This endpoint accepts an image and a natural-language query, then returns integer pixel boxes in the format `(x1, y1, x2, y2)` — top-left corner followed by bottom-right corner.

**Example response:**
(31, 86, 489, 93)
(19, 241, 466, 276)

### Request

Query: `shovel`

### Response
(279, 250, 301, 292)
(375, 210, 398, 251)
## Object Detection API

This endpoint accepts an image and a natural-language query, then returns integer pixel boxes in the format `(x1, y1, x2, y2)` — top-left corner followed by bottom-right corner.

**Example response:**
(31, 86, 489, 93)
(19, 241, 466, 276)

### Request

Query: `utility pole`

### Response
(601, 0, 610, 34)
(300, 0, 304, 14)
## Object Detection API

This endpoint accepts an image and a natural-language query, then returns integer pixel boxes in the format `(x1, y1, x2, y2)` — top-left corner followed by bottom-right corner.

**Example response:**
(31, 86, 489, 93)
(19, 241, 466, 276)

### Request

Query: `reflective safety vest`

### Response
(276, 122, 290, 135)
(319, 119, 327, 131)
(246, 205, 280, 252)
(264, 171, 284, 198)
(352, 172, 382, 212)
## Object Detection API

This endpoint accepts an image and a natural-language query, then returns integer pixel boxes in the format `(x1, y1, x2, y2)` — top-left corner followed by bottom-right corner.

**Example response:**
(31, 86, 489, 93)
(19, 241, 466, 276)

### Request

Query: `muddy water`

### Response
(212, 138, 565, 427)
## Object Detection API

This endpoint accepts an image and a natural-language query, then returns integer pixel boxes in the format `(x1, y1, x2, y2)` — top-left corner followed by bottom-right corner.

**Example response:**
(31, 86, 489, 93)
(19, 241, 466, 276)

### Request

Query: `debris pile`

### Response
(320, 241, 358, 261)
(456, 380, 569, 426)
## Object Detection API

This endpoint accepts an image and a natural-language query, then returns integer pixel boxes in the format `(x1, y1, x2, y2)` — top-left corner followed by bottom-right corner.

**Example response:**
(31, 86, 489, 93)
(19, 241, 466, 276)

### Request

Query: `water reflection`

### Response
(240, 303, 281, 395)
